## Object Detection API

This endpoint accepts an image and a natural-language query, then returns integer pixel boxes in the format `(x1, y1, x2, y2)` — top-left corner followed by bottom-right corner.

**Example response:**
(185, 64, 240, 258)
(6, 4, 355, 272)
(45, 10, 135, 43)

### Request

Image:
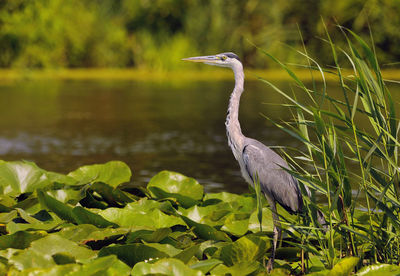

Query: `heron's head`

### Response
(182, 52, 241, 68)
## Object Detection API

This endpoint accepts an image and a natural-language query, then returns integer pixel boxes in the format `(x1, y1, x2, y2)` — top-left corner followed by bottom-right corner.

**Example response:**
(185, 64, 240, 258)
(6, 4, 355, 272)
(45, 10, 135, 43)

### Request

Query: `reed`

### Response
(259, 25, 400, 269)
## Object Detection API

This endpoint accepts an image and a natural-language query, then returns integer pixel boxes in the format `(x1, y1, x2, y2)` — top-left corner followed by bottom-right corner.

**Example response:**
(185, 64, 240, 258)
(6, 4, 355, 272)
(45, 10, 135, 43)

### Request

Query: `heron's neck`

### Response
(226, 63, 245, 160)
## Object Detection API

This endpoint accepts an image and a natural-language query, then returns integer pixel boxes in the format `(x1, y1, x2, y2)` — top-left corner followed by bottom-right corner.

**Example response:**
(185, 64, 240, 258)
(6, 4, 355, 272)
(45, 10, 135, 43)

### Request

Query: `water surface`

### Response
(0, 78, 398, 194)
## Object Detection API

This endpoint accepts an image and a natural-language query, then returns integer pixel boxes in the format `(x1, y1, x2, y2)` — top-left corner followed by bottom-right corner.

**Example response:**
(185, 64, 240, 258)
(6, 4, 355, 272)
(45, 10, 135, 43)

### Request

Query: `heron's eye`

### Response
(221, 56, 227, 61)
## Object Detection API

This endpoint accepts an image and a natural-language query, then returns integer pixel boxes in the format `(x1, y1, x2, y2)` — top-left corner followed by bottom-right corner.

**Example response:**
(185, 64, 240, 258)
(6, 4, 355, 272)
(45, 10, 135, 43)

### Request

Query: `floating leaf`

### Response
(12, 264, 80, 275)
(0, 161, 51, 196)
(147, 171, 203, 208)
(221, 213, 249, 236)
(58, 224, 128, 243)
(99, 206, 185, 229)
(329, 257, 359, 276)
(68, 255, 131, 276)
(180, 216, 231, 242)
(38, 190, 75, 223)
(98, 243, 169, 267)
(357, 263, 400, 275)
(131, 258, 204, 276)
(68, 161, 131, 187)
(126, 228, 172, 243)
(189, 259, 223, 274)
(7, 209, 63, 234)
(45, 188, 84, 204)
(248, 207, 274, 233)
(219, 234, 270, 266)
(210, 261, 260, 276)
(0, 231, 46, 250)
(71, 206, 117, 228)
(143, 241, 182, 257)
(10, 234, 96, 270)
(90, 182, 136, 205)
(180, 203, 231, 226)
(174, 244, 200, 264)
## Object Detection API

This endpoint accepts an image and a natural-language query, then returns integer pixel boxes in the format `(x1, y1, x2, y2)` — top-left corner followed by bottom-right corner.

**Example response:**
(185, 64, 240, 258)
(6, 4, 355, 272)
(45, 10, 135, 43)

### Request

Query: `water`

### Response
(0, 78, 398, 194)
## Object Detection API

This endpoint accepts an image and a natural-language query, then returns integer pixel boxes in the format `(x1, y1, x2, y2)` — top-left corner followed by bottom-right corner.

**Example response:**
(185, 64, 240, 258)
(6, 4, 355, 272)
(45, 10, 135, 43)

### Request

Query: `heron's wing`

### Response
(242, 140, 302, 214)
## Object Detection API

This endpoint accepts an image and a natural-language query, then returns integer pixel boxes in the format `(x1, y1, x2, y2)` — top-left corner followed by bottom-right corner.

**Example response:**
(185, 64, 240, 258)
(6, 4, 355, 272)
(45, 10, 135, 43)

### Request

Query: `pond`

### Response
(0, 77, 398, 194)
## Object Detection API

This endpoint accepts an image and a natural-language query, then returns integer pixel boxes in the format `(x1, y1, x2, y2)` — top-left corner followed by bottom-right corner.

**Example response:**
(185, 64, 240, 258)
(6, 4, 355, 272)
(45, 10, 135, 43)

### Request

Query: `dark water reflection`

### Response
(0, 79, 398, 194)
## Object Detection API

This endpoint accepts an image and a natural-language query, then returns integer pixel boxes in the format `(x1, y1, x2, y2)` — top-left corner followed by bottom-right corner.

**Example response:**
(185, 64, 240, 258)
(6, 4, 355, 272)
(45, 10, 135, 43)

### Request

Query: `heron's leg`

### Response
(266, 196, 281, 272)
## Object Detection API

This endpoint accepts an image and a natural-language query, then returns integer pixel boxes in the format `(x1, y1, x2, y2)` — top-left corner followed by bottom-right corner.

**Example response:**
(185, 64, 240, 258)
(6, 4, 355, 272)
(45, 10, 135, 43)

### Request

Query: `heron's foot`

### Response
(266, 258, 274, 273)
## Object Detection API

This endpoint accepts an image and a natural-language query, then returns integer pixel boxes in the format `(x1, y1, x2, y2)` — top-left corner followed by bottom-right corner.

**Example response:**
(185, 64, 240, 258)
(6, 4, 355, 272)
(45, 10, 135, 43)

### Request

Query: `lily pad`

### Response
(210, 261, 261, 276)
(218, 234, 270, 266)
(0, 161, 51, 196)
(58, 224, 128, 243)
(0, 231, 47, 250)
(180, 216, 231, 242)
(71, 206, 117, 228)
(131, 258, 204, 276)
(248, 207, 274, 233)
(189, 258, 223, 274)
(98, 243, 169, 267)
(68, 255, 131, 276)
(357, 263, 400, 275)
(10, 234, 96, 270)
(221, 213, 249, 236)
(68, 161, 131, 187)
(99, 206, 185, 229)
(126, 228, 172, 243)
(329, 257, 359, 276)
(147, 171, 203, 208)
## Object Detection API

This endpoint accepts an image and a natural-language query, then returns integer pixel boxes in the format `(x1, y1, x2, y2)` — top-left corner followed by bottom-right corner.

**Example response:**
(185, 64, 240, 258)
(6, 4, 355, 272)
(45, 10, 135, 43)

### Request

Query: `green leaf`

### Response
(58, 224, 128, 243)
(328, 257, 359, 276)
(126, 228, 172, 243)
(0, 161, 51, 196)
(221, 213, 249, 236)
(10, 234, 96, 270)
(180, 216, 231, 242)
(210, 261, 260, 276)
(37, 190, 76, 223)
(68, 161, 131, 187)
(219, 234, 270, 266)
(99, 206, 185, 229)
(357, 264, 400, 275)
(131, 258, 204, 276)
(147, 171, 203, 208)
(68, 255, 131, 276)
(189, 259, 222, 274)
(0, 231, 46, 249)
(142, 241, 182, 257)
(98, 243, 169, 267)
(179, 203, 232, 226)
(174, 244, 200, 264)
(7, 209, 63, 234)
(14, 264, 80, 275)
(71, 206, 118, 228)
(90, 182, 136, 205)
(45, 188, 85, 204)
(248, 207, 274, 233)
(0, 210, 17, 223)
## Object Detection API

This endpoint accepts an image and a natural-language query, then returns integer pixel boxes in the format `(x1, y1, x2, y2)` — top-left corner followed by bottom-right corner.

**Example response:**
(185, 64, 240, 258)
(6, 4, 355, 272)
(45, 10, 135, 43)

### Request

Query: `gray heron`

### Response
(183, 52, 324, 271)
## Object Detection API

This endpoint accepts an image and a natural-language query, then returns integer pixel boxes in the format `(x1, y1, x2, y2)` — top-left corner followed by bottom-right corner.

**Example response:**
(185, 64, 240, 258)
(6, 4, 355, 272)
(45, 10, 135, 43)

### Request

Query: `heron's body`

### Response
(183, 52, 306, 271)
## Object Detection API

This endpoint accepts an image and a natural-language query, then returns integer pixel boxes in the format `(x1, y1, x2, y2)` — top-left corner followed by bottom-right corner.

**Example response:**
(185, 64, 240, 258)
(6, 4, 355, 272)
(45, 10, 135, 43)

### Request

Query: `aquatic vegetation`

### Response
(257, 26, 400, 273)
(0, 159, 396, 275)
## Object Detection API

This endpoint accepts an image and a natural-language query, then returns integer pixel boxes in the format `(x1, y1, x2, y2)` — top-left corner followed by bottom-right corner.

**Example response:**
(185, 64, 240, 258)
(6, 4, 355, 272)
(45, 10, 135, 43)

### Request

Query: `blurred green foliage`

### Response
(0, 0, 399, 69)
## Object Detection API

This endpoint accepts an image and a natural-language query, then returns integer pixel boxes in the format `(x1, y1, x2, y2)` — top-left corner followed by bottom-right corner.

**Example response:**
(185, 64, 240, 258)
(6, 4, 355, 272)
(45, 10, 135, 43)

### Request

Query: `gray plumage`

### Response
(182, 52, 317, 272)
(242, 139, 303, 213)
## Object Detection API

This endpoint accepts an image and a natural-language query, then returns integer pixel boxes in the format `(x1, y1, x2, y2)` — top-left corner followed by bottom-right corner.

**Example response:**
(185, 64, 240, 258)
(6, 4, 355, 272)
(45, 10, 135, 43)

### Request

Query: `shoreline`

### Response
(1, 68, 400, 82)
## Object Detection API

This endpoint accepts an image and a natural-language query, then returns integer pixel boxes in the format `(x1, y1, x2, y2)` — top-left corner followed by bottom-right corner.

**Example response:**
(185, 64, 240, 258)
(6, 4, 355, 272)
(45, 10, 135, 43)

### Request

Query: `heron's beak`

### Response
(182, 55, 219, 64)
